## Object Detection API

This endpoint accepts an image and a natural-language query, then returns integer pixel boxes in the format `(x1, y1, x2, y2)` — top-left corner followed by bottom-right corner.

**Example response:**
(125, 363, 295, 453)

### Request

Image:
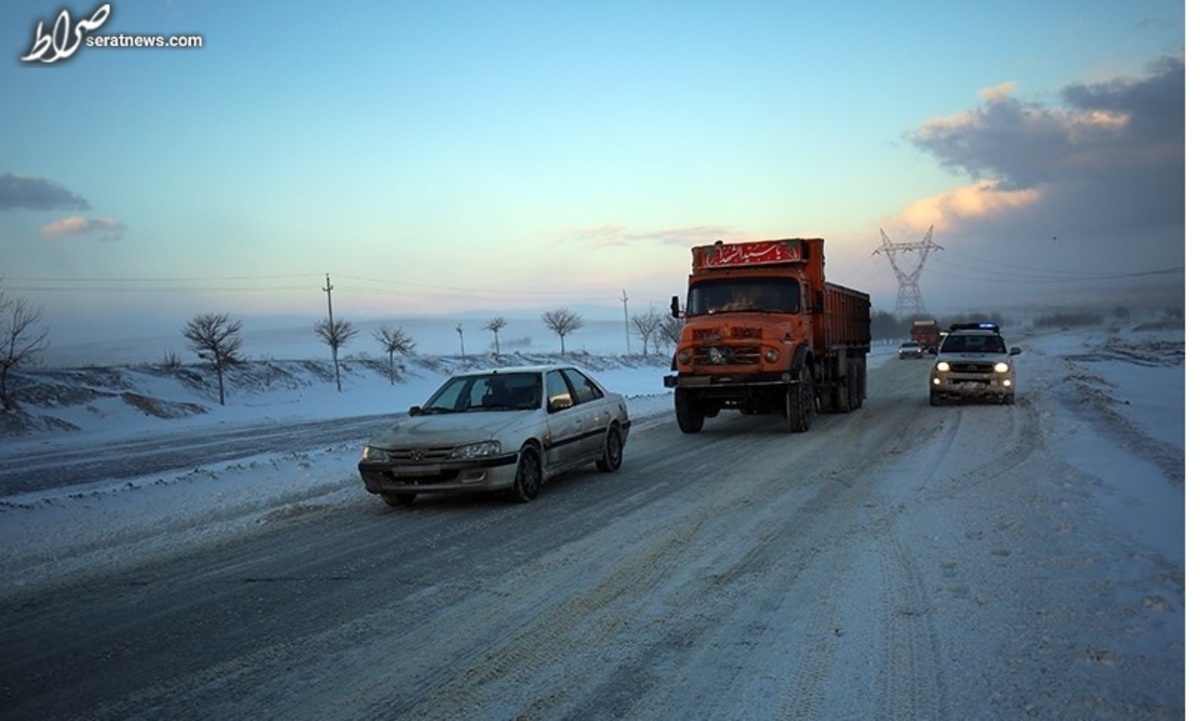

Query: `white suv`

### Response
(929, 323, 1021, 405)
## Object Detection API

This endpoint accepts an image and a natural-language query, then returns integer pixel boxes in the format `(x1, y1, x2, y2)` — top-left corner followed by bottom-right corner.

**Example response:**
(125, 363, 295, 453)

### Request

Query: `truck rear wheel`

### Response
(847, 361, 861, 410)
(675, 388, 705, 433)
(786, 370, 816, 433)
(851, 358, 866, 409)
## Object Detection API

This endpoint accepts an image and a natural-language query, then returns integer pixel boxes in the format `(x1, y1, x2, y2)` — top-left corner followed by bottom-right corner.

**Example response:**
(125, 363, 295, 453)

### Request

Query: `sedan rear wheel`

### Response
(596, 425, 624, 472)
(510, 447, 542, 502)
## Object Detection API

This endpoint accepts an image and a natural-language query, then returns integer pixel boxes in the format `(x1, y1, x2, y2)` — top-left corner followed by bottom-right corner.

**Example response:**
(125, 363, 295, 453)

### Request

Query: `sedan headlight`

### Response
(449, 440, 502, 460)
(994, 362, 1010, 373)
(936, 361, 950, 372)
(361, 446, 389, 462)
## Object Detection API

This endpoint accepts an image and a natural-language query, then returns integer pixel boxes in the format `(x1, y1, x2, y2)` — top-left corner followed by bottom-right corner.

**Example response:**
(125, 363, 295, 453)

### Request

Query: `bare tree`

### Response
(0, 285, 50, 412)
(183, 312, 243, 406)
(630, 307, 661, 357)
(372, 325, 416, 385)
(455, 323, 465, 358)
(483, 316, 506, 357)
(541, 308, 584, 355)
(314, 317, 358, 392)
(657, 314, 684, 350)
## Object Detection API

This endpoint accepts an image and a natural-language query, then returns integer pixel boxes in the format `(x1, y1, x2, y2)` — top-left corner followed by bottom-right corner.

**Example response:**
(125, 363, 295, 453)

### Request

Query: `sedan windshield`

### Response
(422, 372, 543, 413)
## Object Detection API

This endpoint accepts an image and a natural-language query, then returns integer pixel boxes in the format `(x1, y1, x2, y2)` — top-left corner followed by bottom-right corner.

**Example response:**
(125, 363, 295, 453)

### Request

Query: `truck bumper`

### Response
(664, 372, 794, 389)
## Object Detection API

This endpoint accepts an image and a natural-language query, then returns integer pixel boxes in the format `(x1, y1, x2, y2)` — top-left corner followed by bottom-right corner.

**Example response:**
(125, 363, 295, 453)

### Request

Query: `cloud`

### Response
(895, 54, 1183, 250)
(894, 180, 1039, 233)
(40, 215, 126, 242)
(874, 55, 1184, 311)
(558, 224, 741, 248)
(0, 173, 91, 211)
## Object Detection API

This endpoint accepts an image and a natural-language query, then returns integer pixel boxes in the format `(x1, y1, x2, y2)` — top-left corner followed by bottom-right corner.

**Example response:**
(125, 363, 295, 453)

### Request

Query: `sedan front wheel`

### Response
(510, 447, 543, 502)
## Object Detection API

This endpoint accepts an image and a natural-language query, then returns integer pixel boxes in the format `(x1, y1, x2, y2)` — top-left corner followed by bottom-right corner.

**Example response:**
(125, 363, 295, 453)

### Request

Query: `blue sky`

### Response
(0, 0, 1186, 345)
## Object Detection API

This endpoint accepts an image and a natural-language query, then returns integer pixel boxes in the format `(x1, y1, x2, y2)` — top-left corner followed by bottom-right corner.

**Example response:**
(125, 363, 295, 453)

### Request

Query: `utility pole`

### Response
(323, 273, 334, 327)
(322, 273, 342, 392)
(620, 289, 630, 354)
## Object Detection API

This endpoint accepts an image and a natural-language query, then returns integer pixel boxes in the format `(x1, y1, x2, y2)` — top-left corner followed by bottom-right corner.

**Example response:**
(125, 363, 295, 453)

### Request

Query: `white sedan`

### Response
(358, 365, 631, 505)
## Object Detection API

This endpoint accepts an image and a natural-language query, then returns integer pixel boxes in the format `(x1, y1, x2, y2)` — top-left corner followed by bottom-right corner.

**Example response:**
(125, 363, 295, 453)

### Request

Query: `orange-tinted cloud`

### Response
(892, 179, 1039, 235)
(40, 215, 125, 241)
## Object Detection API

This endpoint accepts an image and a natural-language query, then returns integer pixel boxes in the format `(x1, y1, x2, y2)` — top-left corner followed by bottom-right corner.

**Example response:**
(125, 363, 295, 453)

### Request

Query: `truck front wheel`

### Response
(675, 388, 705, 433)
(786, 370, 816, 433)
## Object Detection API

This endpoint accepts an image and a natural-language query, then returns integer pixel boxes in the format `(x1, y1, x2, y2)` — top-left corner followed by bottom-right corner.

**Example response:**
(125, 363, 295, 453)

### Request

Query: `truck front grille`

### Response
(693, 345, 761, 366)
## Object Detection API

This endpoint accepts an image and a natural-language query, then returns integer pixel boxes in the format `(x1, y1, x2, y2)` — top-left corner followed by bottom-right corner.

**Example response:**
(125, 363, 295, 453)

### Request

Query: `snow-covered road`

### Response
(0, 325, 1184, 720)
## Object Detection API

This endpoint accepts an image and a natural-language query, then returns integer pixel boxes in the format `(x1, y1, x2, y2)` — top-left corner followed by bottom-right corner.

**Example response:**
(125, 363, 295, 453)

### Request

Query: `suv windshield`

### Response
(940, 334, 1006, 354)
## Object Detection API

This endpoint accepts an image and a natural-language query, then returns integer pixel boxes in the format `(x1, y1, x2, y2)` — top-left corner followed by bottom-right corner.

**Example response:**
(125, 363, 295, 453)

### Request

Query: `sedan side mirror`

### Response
(408, 405, 422, 416)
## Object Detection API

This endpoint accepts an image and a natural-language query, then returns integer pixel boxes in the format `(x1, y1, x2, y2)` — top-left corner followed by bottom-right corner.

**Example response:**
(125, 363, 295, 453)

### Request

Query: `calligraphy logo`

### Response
(21, 3, 112, 64)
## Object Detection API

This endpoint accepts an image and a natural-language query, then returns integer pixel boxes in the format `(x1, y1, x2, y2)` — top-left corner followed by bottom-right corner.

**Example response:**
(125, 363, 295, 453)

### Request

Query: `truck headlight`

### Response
(449, 440, 502, 459)
(936, 361, 950, 372)
(362, 446, 389, 462)
(678, 349, 692, 364)
(994, 362, 1010, 373)
(763, 348, 780, 363)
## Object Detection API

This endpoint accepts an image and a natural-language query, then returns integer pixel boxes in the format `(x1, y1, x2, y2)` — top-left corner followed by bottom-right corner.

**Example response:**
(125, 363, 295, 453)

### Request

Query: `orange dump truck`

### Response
(663, 238, 871, 433)
(910, 318, 941, 352)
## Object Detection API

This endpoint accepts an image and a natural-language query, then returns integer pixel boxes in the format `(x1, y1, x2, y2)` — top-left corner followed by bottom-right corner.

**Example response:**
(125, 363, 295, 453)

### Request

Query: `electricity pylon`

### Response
(873, 226, 942, 317)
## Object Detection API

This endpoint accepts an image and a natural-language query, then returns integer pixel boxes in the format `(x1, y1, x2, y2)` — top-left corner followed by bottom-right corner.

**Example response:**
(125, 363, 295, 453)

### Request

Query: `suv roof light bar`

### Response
(948, 322, 1000, 332)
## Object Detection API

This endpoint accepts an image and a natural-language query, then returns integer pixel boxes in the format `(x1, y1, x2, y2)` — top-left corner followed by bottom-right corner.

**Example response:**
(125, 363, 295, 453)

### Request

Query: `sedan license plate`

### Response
(393, 466, 442, 477)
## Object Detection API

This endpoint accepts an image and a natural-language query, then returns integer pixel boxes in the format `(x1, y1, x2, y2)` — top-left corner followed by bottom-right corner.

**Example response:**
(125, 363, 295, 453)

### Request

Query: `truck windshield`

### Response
(687, 279, 800, 315)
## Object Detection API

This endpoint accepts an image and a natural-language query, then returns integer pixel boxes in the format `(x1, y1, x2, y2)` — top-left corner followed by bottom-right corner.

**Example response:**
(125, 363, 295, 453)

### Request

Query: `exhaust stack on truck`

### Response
(664, 238, 871, 433)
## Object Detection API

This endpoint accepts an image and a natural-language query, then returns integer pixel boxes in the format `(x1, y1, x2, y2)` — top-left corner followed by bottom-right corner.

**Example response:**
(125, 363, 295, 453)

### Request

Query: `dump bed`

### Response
(820, 283, 872, 350)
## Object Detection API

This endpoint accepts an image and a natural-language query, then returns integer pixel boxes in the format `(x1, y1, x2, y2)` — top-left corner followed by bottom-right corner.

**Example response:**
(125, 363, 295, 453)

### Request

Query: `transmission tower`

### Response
(873, 226, 942, 317)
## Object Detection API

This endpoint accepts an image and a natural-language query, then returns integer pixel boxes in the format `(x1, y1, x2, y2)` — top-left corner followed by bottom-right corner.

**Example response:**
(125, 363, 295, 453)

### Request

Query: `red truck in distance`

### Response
(664, 238, 872, 433)
(910, 319, 941, 352)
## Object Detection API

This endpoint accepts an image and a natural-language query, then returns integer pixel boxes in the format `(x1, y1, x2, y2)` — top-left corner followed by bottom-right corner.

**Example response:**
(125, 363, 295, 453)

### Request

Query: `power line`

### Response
(926, 252, 1183, 284)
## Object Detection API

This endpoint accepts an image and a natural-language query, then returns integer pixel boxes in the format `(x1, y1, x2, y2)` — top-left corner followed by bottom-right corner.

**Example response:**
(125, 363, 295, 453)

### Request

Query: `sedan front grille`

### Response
(385, 446, 457, 462)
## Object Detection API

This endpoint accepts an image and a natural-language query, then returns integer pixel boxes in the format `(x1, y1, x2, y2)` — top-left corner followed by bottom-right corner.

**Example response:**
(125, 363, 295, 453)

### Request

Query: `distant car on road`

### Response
(897, 341, 925, 359)
(358, 365, 630, 505)
(929, 323, 1021, 405)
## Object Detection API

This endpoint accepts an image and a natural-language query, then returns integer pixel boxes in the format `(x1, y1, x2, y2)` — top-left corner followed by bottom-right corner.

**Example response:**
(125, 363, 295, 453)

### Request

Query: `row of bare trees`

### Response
(0, 277, 681, 412)
(180, 306, 681, 405)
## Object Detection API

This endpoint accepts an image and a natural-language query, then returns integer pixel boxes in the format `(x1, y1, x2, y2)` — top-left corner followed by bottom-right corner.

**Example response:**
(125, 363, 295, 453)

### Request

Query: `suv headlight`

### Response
(362, 446, 389, 462)
(449, 440, 502, 459)
(936, 361, 950, 372)
(994, 362, 1010, 373)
